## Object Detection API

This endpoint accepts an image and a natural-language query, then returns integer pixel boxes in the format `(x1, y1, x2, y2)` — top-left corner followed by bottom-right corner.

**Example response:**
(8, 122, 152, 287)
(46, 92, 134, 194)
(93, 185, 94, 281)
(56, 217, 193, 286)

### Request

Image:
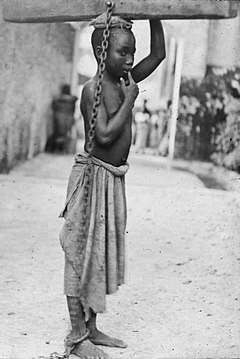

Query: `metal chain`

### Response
(81, 1, 114, 232)
(86, 0, 114, 154)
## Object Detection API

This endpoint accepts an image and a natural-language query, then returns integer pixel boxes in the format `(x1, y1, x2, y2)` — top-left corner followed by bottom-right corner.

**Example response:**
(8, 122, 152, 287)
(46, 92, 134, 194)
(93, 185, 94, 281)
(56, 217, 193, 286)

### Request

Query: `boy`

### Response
(59, 14, 165, 359)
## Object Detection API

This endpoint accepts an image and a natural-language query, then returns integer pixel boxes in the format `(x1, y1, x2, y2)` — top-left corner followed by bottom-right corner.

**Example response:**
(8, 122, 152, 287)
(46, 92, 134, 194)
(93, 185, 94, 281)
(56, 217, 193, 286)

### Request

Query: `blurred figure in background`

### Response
(148, 109, 160, 153)
(158, 99, 172, 156)
(46, 84, 78, 153)
(134, 99, 151, 153)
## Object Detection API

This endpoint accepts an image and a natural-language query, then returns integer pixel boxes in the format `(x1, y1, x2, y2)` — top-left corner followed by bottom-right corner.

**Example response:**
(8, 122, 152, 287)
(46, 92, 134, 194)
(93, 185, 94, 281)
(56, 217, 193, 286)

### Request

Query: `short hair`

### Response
(90, 15, 134, 61)
(91, 27, 133, 60)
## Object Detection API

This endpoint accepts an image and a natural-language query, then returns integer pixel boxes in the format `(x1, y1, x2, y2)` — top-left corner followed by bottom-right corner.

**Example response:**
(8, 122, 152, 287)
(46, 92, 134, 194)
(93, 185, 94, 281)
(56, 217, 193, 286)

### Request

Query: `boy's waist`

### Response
(74, 151, 129, 177)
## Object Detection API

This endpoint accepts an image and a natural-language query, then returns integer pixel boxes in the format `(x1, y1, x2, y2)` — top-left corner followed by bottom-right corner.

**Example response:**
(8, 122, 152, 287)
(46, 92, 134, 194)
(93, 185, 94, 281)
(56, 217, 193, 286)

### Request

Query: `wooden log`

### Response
(3, 0, 238, 23)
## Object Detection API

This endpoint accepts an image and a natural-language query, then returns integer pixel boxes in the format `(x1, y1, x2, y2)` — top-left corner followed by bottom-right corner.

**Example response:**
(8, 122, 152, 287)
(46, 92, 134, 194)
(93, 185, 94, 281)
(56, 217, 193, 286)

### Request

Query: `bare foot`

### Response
(88, 328, 127, 348)
(72, 339, 110, 359)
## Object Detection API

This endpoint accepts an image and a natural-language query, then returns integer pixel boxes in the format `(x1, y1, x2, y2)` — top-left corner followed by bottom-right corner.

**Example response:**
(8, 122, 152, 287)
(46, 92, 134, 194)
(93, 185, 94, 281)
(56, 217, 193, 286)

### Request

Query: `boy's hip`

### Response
(60, 151, 128, 218)
(74, 151, 129, 177)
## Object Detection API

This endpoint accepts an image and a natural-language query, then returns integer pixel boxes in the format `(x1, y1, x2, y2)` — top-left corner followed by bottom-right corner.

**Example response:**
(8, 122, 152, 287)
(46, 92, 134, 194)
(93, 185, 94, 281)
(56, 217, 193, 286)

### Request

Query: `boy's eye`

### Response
(120, 51, 126, 56)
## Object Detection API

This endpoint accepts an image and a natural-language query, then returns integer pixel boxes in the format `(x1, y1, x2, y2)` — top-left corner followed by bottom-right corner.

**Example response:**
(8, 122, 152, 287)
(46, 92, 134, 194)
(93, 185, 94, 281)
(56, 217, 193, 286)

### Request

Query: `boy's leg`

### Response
(86, 309, 127, 349)
(66, 296, 87, 340)
(66, 296, 110, 359)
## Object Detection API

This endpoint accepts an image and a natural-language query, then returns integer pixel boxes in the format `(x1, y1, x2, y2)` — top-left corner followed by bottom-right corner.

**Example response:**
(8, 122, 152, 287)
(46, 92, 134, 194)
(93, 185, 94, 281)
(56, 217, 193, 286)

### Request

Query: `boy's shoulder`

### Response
(82, 79, 97, 103)
(81, 77, 116, 104)
(81, 77, 121, 110)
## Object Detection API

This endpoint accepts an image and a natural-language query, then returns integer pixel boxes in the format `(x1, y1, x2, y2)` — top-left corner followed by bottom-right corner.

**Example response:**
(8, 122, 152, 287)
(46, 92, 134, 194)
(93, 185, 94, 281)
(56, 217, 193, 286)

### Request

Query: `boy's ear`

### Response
(96, 46, 102, 60)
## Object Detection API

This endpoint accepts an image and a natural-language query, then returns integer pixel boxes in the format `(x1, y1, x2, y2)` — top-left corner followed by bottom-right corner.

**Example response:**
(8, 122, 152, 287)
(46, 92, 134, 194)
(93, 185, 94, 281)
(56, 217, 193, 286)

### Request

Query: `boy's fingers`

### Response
(120, 77, 125, 86)
(128, 71, 137, 86)
(128, 71, 134, 83)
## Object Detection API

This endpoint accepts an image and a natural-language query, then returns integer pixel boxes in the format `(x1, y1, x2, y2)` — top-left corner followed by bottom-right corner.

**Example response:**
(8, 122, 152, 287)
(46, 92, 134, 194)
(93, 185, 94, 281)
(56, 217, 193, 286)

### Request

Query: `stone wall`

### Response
(0, 4, 75, 172)
(207, 17, 240, 69)
(163, 20, 210, 79)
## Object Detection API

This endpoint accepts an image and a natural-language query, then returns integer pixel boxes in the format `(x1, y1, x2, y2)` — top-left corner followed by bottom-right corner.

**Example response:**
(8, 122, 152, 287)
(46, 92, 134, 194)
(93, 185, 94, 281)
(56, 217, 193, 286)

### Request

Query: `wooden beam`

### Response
(3, 0, 238, 23)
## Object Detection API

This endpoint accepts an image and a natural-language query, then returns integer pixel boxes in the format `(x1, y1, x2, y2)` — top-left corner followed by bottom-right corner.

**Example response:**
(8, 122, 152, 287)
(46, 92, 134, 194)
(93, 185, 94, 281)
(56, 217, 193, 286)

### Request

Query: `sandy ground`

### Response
(0, 149, 240, 359)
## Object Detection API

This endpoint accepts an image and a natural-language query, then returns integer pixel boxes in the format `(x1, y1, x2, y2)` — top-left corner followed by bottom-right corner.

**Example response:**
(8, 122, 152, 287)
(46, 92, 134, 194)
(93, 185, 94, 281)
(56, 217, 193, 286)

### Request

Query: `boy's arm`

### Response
(131, 20, 166, 83)
(82, 74, 139, 147)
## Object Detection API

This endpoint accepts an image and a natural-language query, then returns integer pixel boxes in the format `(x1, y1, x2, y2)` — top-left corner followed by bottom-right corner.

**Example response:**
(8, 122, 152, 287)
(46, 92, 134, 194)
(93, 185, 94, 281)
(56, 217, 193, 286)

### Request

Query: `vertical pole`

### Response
(168, 38, 184, 161)
(164, 36, 176, 100)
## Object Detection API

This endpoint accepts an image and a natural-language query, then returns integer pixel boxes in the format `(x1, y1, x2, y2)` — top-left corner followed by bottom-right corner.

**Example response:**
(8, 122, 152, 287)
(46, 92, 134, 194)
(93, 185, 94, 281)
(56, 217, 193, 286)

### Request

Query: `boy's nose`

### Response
(126, 54, 134, 66)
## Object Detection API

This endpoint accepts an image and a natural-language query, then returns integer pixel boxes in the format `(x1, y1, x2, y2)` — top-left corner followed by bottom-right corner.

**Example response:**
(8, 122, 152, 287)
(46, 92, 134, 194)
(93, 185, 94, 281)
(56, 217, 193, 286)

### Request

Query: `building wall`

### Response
(0, 4, 75, 172)
(163, 20, 210, 79)
(207, 16, 240, 69)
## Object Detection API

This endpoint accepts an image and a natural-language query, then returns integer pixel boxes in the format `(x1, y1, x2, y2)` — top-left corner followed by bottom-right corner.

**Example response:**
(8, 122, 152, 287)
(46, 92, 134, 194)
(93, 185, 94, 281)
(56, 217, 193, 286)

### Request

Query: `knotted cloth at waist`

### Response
(59, 152, 129, 218)
(75, 151, 129, 176)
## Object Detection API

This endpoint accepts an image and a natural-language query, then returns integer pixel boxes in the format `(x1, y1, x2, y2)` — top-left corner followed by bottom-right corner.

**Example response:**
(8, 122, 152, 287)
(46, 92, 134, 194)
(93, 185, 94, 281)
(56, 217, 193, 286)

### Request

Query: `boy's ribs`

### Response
(3, 0, 238, 23)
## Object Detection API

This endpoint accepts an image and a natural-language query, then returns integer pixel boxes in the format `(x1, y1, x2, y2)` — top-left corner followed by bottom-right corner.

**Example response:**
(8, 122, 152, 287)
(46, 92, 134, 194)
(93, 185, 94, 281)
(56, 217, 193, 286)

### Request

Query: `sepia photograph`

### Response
(0, 1, 240, 358)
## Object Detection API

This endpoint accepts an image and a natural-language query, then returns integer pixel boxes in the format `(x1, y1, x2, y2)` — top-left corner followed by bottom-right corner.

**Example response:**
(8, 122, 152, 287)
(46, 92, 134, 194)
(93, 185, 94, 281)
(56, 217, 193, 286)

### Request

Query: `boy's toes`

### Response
(89, 329, 127, 349)
(72, 339, 110, 359)
(110, 337, 127, 348)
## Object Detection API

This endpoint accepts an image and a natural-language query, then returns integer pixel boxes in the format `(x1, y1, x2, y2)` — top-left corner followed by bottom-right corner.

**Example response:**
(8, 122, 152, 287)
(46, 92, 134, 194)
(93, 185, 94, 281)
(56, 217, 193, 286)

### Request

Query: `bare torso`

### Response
(81, 78, 132, 167)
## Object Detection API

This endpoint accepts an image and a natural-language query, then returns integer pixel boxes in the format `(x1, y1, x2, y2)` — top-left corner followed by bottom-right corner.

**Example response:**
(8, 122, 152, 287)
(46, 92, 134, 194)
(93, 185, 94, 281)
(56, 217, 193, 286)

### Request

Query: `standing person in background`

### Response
(149, 109, 160, 153)
(47, 84, 78, 153)
(158, 99, 172, 156)
(134, 98, 151, 153)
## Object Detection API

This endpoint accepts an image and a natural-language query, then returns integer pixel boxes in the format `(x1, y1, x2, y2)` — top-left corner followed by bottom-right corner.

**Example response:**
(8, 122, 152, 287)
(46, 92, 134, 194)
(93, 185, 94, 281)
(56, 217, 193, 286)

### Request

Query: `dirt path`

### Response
(0, 152, 240, 359)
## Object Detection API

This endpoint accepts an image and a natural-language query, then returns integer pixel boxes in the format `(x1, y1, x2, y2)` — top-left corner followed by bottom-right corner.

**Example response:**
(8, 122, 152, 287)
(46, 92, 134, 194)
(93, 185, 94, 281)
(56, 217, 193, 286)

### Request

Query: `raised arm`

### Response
(131, 20, 166, 83)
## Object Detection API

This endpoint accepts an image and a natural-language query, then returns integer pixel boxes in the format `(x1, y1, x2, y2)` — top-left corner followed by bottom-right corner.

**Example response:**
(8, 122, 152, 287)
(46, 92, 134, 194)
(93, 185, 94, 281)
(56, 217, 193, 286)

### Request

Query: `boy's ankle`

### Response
(86, 320, 96, 331)
(68, 328, 88, 340)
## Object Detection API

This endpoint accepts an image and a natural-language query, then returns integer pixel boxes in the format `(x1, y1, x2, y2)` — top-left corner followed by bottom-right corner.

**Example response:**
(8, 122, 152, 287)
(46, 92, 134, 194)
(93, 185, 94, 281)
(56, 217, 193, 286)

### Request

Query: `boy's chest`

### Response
(103, 84, 124, 118)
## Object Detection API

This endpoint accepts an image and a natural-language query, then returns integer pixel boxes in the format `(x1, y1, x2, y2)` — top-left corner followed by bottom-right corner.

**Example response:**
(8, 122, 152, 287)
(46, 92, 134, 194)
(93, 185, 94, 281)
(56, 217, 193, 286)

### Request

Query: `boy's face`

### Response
(105, 29, 136, 80)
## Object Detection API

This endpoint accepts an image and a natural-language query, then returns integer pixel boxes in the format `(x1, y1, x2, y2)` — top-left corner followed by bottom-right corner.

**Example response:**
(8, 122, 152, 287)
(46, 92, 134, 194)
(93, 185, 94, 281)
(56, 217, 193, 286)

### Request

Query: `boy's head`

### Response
(90, 15, 136, 79)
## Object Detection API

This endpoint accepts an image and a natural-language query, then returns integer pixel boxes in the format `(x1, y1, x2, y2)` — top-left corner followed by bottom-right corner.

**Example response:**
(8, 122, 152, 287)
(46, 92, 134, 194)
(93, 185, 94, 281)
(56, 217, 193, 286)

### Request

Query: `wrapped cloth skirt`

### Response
(59, 152, 129, 316)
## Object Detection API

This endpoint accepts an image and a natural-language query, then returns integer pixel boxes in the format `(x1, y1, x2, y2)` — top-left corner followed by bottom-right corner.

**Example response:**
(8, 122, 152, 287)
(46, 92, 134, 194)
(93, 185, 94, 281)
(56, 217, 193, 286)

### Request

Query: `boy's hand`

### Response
(120, 72, 139, 107)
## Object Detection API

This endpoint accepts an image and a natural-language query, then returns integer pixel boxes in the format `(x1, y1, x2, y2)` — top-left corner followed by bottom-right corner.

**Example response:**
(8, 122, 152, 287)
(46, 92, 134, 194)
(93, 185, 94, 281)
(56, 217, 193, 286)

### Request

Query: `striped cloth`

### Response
(59, 152, 129, 317)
